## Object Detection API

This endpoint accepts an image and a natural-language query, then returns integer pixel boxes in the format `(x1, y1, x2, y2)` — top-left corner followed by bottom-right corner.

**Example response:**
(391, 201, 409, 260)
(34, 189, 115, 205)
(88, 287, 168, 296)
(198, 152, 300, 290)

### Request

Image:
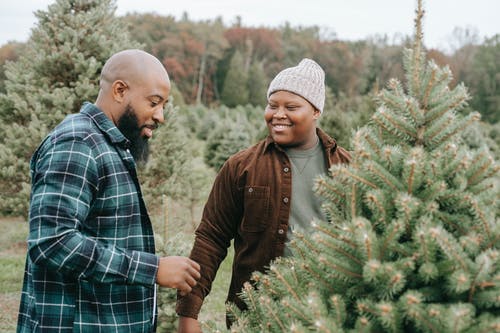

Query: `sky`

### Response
(0, 0, 498, 52)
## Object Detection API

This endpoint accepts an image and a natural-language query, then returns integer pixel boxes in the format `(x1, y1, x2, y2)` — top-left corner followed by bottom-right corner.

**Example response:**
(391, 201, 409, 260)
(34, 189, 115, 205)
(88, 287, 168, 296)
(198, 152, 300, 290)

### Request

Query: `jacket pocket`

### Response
(241, 186, 270, 232)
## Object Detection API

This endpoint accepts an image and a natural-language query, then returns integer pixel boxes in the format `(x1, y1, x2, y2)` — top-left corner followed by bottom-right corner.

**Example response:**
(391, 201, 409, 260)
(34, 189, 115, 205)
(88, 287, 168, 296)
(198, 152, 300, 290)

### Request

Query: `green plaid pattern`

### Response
(17, 103, 159, 332)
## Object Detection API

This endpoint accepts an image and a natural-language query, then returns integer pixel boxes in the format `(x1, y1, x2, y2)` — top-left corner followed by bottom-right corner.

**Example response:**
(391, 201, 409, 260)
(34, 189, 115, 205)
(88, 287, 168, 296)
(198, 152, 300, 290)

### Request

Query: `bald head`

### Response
(95, 49, 171, 124)
(100, 49, 169, 91)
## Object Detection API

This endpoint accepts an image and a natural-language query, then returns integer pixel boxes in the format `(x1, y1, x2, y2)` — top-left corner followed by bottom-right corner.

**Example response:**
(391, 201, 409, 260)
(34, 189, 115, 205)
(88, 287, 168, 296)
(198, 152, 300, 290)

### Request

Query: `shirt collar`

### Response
(80, 102, 130, 148)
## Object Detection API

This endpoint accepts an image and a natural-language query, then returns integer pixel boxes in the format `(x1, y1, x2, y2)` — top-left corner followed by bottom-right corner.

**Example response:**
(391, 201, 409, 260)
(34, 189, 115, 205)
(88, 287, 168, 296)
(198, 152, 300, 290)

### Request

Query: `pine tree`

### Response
(204, 115, 251, 171)
(247, 60, 268, 107)
(221, 51, 249, 107)
(468, 34, 500, 124)
(154, 232, 194, 333)
(0, 0, 141, 216)
(230, 2, 499, 332)
(319, 91, 376, 149)
(140, 103, 193, 212)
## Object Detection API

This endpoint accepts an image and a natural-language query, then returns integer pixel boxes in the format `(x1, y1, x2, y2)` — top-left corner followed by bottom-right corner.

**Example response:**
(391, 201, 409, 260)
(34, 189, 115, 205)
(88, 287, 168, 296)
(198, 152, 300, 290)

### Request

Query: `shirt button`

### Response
(278, 229, 284, 234)
(126, 149, 130, 153)
(283, 197, 289, 203)
(248, 187, 253, 193)
(284, 167, 289, 173)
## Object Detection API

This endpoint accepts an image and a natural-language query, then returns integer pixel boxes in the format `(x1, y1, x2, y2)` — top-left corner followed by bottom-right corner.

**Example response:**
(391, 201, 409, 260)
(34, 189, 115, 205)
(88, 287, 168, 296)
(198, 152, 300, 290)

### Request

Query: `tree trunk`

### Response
(196, 52, 207, 105)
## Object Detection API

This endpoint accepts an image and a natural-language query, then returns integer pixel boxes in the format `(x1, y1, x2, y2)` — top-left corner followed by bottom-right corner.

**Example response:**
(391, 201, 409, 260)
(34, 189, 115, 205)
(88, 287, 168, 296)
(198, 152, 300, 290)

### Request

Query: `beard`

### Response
(117, 104, 150, 165)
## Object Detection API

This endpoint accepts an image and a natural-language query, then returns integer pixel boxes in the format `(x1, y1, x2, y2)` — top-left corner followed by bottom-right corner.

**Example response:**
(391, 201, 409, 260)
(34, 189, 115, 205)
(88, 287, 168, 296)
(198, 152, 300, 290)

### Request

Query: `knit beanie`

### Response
(266, 58, 325, 113)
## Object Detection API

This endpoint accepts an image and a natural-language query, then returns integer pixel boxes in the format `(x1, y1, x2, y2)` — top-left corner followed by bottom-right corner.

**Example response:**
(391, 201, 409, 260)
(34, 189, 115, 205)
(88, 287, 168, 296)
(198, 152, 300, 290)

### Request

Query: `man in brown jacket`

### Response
(177, 59, 351, 332)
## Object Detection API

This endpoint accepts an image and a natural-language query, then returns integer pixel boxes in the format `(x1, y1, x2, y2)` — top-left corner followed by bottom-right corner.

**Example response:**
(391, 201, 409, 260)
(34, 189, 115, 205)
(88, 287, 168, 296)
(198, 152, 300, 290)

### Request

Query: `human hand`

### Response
(178, 316, 202, 333)
(156, 256, 200, 295)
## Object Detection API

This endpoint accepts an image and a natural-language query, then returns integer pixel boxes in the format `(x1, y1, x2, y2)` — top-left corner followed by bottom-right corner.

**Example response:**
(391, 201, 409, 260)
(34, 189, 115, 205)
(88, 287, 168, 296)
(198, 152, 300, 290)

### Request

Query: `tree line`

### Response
(1, 10, 499, 124)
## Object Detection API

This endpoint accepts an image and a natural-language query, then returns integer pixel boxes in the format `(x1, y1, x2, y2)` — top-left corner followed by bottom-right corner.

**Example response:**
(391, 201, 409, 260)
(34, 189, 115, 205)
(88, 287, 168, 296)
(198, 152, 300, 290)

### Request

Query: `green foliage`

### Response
(461, 119, 500, 160)
(0, 218, 28, 332)
(247, 61, 268, 107)
(468, 34, 500, 123)
(203, 105, 266, 170)
(319, 91, 376, 149)
(221, 51, 249, 107)
(154, 231, 236, 333)
(0, 42, 25, 93)
(204, 117, 251, 171)
(231, 3, 500, 332)
(0, 0, 141, 216)
(140, 103, 194, 212)
(154, 232, 194, 333)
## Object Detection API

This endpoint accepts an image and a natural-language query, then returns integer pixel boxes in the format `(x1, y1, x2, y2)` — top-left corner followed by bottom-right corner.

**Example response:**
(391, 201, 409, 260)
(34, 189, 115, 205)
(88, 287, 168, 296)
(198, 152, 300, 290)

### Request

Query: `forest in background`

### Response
(1, 10, 499, 123)
(0, 4, 498, 218)
(0, 0, 498, 228)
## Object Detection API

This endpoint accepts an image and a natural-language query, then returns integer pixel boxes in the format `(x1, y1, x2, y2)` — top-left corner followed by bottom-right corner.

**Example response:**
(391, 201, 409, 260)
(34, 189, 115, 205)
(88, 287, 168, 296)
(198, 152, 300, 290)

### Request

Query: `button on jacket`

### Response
(17, 103, 159, 332)
(176, 128, 351, 319)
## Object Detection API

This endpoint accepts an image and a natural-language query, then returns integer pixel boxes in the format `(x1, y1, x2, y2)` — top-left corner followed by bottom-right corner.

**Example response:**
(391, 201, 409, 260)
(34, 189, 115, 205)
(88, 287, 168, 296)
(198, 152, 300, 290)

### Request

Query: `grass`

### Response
(0, 217, 28, 333)
(0, 216, 234, 332)
(199, 246, 234, 331)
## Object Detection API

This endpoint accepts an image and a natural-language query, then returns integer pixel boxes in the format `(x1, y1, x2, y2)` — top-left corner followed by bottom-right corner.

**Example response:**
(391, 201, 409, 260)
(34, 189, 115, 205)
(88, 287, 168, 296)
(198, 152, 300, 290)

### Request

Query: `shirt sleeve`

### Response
(27, 135, 159, 287)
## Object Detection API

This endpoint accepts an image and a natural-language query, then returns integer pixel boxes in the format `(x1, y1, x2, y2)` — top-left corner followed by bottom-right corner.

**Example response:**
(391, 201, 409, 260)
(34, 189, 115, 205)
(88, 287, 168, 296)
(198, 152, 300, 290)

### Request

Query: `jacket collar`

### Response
(263, 127, 337, 153)
(80, 102, 130, 148)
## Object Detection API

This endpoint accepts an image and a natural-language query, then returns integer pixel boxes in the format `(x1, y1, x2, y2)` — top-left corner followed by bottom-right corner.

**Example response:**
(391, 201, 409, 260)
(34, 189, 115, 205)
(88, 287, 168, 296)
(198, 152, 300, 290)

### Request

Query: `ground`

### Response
(0, 217, 26, 332)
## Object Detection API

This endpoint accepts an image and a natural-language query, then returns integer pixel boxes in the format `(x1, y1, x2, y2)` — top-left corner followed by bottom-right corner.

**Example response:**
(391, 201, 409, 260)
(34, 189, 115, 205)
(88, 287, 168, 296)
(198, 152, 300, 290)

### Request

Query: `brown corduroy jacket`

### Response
(176, 128, 351, 320)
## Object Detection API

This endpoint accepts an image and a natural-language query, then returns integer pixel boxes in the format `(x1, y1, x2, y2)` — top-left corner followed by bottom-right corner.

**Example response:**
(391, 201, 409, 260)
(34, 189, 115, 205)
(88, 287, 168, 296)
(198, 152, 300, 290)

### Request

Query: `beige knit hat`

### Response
(267, 58, 326, 113)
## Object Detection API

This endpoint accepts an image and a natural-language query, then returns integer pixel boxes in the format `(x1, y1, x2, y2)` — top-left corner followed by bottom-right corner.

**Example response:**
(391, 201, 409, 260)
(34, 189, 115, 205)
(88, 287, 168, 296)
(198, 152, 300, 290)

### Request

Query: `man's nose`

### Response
(153, 107, 165, 124)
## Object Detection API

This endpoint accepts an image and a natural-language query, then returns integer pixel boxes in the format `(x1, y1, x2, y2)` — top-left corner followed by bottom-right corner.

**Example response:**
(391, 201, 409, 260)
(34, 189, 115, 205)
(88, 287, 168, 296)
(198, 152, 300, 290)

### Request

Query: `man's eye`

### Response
(151, 102, 158, 107)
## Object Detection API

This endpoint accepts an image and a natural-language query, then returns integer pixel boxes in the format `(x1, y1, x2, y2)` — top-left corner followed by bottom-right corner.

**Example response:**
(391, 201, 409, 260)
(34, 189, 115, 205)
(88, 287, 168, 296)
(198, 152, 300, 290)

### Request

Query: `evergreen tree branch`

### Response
(259, 295, 287, 331)
(372, 106, 418, 140)
(351, 183, 358, 218)
(402, 292, 440, 333)
(269, 264, 301, 302)
(429, 226, 470, 272)
(281, 298, 310, 323)
(313, 222, 357, 250)
(422, 64, 437, 109)
(365, 161, 404, 192)
(425, 84, 469, 123)
(342, 168, 378, 189)
(315, 234, 363, 266)
(429, 112, 481, 148)
(410, 0, 425, 98)
(379, 221, 403, 261)
(466, 152, 495, 186)
(319, 256, 363, 279)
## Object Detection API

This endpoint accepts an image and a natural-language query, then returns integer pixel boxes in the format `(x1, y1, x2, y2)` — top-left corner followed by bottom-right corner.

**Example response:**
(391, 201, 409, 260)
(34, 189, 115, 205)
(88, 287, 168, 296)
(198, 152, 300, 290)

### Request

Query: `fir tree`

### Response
(0, 0, 141, 216)
(247, 60, 268, 107)
(230, 2, 499, 332)
(154, 232, 194, 333)
(221, 50, 249, 107)
(468, 34, 500, 124)
(140, 103, 193, 212)
(204, 115, 251, 171)
(319, 91, 376, 149)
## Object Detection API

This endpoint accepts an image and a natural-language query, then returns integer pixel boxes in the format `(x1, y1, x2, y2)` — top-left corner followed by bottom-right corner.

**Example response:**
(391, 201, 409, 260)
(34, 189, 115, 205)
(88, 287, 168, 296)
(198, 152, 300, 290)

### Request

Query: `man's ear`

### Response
(111, 80, 128, 103)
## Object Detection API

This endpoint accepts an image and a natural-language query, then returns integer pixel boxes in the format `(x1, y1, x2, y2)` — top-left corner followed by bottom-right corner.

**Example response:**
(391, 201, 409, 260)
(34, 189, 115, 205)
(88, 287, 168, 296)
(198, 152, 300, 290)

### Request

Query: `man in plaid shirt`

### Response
(17, 49, 200, 332)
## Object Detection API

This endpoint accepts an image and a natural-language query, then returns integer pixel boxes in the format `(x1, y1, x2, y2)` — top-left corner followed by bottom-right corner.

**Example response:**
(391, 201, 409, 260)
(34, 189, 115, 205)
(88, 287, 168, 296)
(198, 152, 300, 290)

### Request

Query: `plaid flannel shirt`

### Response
(17, 102, 159, 332)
